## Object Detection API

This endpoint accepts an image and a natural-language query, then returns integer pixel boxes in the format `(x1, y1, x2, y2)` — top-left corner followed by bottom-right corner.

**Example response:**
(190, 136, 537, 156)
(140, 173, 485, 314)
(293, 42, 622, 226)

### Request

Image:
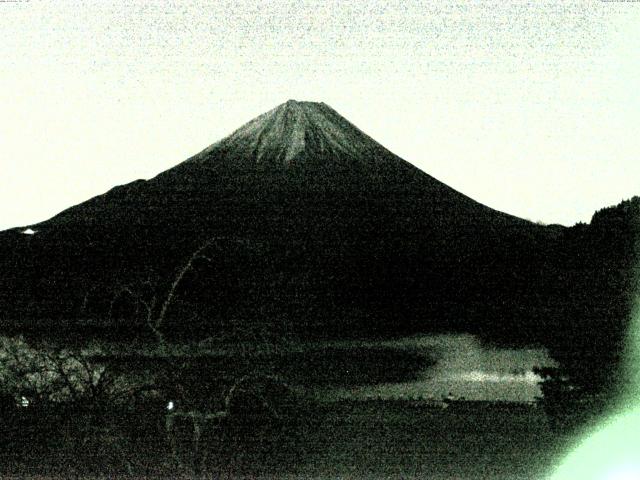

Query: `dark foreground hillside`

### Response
(0, 335, 572, 479)
(0, 399, 566, 479)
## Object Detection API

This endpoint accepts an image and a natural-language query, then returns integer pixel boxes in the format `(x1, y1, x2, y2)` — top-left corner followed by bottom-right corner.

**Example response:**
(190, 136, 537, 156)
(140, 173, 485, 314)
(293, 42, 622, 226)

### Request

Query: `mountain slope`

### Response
(0, 100, 557, 341)
(39, 100, 525, 229)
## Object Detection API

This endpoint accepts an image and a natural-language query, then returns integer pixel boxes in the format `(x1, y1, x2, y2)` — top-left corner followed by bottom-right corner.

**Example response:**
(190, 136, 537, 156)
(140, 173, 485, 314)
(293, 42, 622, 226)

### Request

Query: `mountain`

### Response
(0, 100, 563, 342)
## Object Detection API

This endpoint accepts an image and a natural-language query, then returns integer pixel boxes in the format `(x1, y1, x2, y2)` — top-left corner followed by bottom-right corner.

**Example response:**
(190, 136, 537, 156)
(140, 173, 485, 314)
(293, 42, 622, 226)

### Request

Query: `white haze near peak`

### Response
(1, 1, 639, 231)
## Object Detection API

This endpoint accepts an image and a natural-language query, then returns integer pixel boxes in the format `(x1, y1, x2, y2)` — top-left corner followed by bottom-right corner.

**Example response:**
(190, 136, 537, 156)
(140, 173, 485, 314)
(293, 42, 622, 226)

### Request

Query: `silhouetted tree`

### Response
(108, 236, 258, 347)
(536, 197, 640, 431)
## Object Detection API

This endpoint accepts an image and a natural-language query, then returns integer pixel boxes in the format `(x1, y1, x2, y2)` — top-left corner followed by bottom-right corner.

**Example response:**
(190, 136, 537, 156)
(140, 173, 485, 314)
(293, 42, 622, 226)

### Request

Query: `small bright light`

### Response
(166, 401, 174, 411)
(21, 228, 36, 235)
(20, 396, 29, 408)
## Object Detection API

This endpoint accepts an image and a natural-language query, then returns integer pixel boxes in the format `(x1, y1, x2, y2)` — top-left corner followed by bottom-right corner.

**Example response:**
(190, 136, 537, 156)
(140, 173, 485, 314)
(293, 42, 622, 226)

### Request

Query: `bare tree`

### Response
(109, 236, 254, 349)
(164, 372, 291, 475)
(109, 270, 163, 344)
(0, 335, 165, 474)
(0, 336, 118, 406)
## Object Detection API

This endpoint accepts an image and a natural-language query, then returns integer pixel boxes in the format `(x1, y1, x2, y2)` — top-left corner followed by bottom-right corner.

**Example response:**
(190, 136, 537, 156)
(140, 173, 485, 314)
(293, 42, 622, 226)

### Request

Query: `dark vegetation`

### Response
(0, 335, 323, 478)
(531, 198, 639, 431)
(0, 336, 563, 479)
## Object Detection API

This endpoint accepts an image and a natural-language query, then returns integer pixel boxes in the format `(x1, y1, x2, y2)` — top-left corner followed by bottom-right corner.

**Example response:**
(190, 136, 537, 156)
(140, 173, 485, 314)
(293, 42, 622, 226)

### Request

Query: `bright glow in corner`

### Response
(548, 409, 640, 480)
(604, 464, 640, 480)
(549, 243, 640, 479)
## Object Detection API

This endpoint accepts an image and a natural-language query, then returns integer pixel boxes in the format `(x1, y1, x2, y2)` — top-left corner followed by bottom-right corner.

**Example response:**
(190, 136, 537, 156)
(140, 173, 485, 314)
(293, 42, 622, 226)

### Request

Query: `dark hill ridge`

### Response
(0, 100, 605, 345)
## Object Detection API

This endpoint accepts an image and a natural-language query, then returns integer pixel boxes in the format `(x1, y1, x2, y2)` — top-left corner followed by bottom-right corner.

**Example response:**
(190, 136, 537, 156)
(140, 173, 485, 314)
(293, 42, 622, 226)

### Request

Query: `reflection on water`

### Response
(456, 370, 542, 383)
(317, 333, 555, 402)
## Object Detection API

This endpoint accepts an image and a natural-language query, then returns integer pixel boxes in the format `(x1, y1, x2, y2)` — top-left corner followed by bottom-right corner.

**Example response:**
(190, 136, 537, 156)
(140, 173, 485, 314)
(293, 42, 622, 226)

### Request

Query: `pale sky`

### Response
(1, 0, 639, 231)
